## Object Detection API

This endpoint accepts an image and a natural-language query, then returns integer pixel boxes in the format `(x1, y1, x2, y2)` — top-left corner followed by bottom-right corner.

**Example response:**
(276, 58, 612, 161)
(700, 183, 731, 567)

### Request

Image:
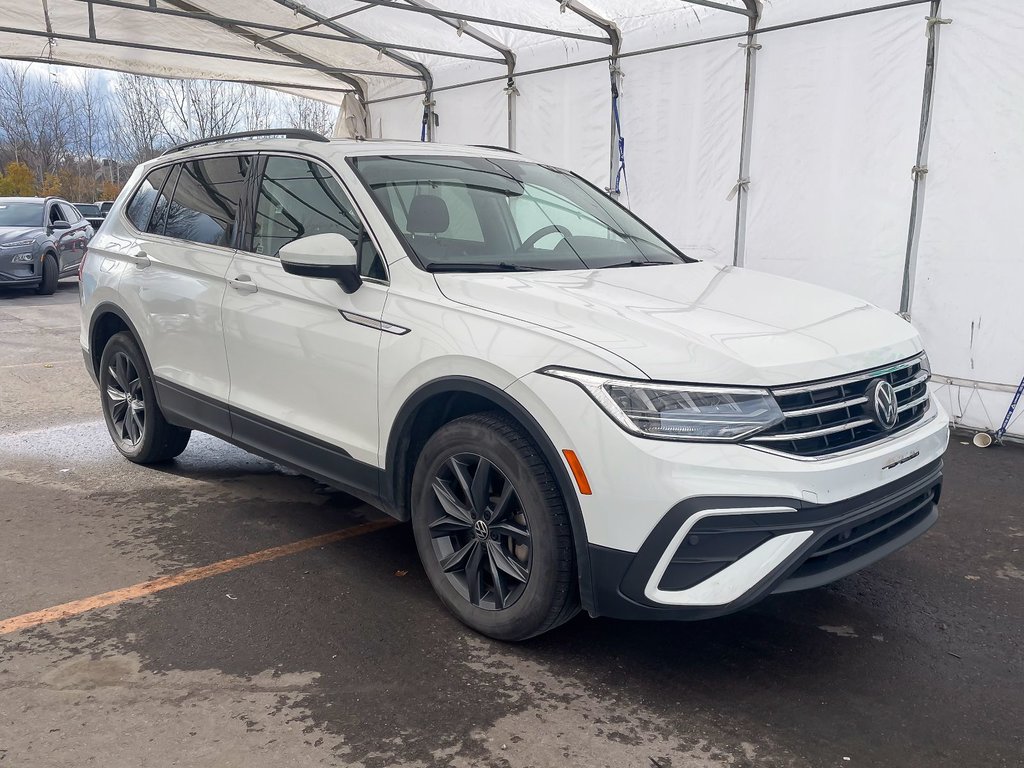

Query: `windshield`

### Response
(75, 204, 100, 216)
(0, 201, 44, 228)
(350, 155, 691, 272)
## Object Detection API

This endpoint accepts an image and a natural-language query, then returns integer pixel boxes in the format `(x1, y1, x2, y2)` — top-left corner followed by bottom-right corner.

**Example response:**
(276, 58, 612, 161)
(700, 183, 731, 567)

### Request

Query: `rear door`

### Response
(221, 153, 389, 488)
(116, 154, 252, 431)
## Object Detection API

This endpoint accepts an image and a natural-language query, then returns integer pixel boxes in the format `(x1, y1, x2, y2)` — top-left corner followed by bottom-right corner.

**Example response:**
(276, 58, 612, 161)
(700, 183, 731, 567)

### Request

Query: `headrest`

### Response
(406, 194, 449, 235)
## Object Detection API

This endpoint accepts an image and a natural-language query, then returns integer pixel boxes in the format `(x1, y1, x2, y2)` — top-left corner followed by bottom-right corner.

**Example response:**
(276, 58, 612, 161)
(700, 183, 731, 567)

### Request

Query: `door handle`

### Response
(127, 251, 151, 269)
(228, 274, 258, 294)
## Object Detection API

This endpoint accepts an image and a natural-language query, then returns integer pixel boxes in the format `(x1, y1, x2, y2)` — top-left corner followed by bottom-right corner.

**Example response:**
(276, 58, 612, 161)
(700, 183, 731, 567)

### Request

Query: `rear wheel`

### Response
(35, 253, 58, 295)
(411, 413, 579, 641)
(99, 332, 191, 463)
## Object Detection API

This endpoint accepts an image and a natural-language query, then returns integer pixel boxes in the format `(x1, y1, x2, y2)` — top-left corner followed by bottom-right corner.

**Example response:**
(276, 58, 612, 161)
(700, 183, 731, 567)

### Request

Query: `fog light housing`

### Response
(11, 253, 35, 263)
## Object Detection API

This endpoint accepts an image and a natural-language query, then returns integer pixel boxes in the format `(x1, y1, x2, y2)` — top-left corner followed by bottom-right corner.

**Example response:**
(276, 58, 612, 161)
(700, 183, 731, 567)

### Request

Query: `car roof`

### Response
(141, 137, 528, 170)
(0, 196, 49, 203)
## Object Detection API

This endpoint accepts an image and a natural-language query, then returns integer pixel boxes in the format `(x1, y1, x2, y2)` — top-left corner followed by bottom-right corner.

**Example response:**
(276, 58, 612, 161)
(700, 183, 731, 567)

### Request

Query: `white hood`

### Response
(435, 262, 922, 386)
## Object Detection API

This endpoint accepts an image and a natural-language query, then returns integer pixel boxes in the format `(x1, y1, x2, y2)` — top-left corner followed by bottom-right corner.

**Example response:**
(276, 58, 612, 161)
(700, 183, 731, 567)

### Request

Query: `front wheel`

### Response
(411, 413, 579, 641)
(99, 332, 191, 463)
(35, 253, 58, 295)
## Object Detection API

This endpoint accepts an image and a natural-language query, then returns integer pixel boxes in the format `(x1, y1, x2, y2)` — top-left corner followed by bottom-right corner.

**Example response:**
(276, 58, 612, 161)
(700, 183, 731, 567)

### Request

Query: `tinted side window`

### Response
(126, 166, 172, 232)
(58, 202, 81, 224)
(164, 155, 250, 247)
(148, 165, 179, 236)
(253, 156, 386, 280)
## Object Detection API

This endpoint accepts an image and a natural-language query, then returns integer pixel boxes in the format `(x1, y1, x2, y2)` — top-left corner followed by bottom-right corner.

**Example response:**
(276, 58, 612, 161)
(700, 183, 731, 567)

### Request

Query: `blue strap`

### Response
(996, 373, 1024, 438)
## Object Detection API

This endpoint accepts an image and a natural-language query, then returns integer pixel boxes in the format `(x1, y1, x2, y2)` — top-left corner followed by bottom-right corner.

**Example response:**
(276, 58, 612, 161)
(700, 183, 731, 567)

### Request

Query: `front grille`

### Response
(783, 481, 940, 585)
(748, 354, 930, 457)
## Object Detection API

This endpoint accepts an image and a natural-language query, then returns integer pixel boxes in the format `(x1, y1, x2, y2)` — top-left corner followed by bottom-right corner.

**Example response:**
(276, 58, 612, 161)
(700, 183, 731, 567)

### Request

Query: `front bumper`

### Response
(506, 372, 950, 619)
(587, 459, 942, 620)
(0, 251, 43, 284)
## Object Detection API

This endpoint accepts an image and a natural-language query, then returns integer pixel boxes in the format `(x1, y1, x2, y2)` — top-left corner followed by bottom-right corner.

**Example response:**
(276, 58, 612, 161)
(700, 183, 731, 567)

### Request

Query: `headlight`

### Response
(2, 240, 36, 249)
(542, 368, 785, 441)
(11, 253, 35, 263)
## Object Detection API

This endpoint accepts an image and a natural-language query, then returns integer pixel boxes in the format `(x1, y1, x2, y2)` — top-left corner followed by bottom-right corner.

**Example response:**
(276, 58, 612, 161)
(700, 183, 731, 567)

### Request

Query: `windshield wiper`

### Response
(425, 261, 552, 273)
(598, 259, 679, 269)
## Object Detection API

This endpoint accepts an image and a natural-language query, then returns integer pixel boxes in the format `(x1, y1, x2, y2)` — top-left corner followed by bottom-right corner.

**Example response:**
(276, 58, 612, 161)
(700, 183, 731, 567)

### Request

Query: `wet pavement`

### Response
(1, 281, 1022, 767)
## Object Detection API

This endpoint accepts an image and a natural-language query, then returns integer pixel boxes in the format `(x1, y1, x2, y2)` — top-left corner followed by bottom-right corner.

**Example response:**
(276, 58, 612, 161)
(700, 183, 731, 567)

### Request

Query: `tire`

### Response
(35, 252, 58, 295)
(99, 332, 191, 463)
(411, 413, 579, 641)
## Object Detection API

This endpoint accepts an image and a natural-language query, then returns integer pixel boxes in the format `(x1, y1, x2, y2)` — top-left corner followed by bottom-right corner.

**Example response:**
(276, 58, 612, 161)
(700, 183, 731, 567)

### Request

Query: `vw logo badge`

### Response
(869, 379, 899, 430)
(473, 519, 489, 540)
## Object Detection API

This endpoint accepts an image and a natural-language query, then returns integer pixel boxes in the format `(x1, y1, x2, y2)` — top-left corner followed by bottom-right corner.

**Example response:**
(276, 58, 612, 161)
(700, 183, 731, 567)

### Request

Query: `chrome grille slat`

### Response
(897, 392, 929, 413)
(752, 418, 874, 442)
(772, 355, 924, 397)
(747, 353, 931, 457)
(893, 371, 928, 393)
(785, 395, 868, 418)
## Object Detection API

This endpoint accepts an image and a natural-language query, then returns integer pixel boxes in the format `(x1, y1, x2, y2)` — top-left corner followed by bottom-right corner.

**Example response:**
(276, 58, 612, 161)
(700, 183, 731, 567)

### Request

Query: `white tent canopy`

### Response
(1, 0, 1021, 438)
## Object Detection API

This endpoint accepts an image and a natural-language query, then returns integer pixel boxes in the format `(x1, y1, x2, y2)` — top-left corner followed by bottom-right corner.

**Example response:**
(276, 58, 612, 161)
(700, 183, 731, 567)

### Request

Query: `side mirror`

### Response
(49, 220, 71, 232)
(279, 233, 362, 294)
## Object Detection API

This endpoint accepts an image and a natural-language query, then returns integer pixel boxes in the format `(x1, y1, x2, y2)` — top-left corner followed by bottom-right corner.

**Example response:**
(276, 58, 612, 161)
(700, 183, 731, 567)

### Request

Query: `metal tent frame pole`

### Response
(69, 0, 504, 64)
(401, 0, 518, 148)
(732, 2, 762, 266)
(269, 0, 437, 139)
(556, 1, 622, 197)
(900, 0, 950, 316)
(163, 0, 373, 100)
(349, 0, 609, 44)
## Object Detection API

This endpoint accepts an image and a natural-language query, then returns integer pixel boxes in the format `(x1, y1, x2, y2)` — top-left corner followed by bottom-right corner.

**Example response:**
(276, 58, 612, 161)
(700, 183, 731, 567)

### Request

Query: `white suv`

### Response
(80, 130, 949, 640)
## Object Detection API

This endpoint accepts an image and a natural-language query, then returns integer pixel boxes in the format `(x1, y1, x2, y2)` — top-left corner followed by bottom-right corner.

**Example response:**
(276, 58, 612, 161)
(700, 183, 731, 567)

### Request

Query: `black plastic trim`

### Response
(587, 459, 942, 621)
(384, 375, 596, 613)
(153, 377, 385, 510)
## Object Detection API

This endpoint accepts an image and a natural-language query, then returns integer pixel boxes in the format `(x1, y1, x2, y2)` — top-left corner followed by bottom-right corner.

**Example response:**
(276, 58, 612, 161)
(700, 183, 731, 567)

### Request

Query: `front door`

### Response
(221, 153, 389, 494)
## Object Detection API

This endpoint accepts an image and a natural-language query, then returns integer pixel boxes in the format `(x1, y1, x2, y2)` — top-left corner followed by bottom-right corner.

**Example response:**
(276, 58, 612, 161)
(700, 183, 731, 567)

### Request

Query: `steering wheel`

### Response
(518, 224, 571, 252)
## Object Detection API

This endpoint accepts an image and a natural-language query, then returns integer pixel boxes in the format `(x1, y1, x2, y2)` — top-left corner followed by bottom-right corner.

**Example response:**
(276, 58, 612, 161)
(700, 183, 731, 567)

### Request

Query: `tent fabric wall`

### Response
(743, 5, 928, 311)
(0, 0, 1020, 436)
(369, 94, 424, 142)
(433, 81, 507, 148)
(513, 62, 611, 187)
(909, 0, 1024, 435)
(620, 39, 746, 265)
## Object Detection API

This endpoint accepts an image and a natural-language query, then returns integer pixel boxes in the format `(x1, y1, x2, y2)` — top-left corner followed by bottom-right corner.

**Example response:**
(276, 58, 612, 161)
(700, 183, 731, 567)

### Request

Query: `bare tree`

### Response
(160, 79, 247, 141)
(283, 94, 338, 136)
(108, 74, 166, 167)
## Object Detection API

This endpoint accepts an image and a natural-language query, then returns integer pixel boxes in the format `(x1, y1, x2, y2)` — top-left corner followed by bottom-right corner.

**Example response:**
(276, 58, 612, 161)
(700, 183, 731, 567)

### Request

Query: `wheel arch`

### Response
(384, 376, 596, 614)
(87, 303, 157, 394)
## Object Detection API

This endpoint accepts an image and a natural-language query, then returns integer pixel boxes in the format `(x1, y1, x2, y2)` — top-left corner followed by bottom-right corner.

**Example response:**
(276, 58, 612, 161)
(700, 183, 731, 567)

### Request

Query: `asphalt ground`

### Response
(0, 281, 1021, 768)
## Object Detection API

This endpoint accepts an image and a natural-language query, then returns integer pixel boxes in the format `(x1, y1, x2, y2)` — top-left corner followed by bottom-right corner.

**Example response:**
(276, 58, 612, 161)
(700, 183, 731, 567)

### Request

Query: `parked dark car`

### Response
(72, 202, 106, 230)
(0, 197, 93, 294)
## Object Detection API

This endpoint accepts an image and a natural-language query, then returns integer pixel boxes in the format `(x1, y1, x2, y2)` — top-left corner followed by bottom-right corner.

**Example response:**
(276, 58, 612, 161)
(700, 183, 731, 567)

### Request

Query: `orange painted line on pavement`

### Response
(0, 519, 398, 636)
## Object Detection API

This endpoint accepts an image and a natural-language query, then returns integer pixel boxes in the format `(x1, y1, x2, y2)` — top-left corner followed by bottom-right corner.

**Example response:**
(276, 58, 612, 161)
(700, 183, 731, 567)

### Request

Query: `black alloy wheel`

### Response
(104, 350, 147, 450)
(98, 332, 191, 463)
(428, 453, 532, 610)
(410, 413, 579, 641)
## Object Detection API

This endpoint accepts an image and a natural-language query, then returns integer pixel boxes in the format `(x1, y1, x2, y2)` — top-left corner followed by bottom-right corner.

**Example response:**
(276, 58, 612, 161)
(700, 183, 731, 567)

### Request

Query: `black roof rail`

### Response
(470, 144, 519, 154)
(161, 128, 329, 156)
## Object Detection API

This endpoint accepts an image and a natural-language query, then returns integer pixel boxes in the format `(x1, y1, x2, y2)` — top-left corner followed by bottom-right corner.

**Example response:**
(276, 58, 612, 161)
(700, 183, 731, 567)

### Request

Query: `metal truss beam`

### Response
(270, 0, 438, 138)
(0, 24, 419, 86)
(682, 0, 757, 17)
(161, 0, 370, 97)
(350, 0, 611, 45)
(70, 0, 504, 64)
